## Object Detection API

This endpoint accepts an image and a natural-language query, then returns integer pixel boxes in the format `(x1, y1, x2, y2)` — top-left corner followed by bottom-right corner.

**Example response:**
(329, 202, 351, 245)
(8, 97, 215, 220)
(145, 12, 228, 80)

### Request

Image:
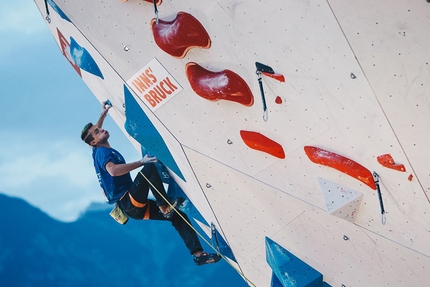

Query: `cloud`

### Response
(1, 143, 93, 189)
(0, 130, 105, 221)
(0, 2, 46, 35)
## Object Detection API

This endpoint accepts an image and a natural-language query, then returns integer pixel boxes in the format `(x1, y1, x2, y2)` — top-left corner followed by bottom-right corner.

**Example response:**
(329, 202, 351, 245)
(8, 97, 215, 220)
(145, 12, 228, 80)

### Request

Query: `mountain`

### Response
(0, 194, 248, 287)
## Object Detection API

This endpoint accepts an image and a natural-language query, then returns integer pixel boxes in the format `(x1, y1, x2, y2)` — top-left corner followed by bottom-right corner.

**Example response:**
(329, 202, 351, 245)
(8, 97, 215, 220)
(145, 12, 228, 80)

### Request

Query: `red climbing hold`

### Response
(151, 12, 211, 58)
(186, 62, 254, 106)
(240, 130, 285, 159)
(275, 96, 282, 104)
(304, 146, 376, 190)
(377, 154, 406, 172)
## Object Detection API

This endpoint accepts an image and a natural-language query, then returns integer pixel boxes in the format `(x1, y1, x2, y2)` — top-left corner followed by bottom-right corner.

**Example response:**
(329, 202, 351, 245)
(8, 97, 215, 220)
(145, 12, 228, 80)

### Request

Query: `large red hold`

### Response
(151, 12, 211, 58)
(304, 146, 376, 190)
(186, 62, 254, 106)
(240, 131, 285, 159)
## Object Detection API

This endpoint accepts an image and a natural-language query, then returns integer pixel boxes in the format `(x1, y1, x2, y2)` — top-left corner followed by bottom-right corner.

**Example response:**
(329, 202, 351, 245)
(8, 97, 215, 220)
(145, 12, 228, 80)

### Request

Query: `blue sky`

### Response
(0, 0, 139, 221)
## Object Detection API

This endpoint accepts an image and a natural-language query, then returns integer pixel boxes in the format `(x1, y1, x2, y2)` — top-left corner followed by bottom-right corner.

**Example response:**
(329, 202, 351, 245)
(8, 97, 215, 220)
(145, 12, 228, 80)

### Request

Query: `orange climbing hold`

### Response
(304, 146, 376, 190)
(186, 62, 254, 106)
(151, 12, 210, 58)
(377, 154, 406, 172)
(240, 131, 285, 159)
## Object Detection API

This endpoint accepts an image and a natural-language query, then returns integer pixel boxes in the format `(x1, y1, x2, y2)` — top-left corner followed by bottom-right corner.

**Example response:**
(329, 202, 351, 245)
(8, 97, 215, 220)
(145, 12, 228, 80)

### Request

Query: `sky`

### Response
(0, 0, 139, 222)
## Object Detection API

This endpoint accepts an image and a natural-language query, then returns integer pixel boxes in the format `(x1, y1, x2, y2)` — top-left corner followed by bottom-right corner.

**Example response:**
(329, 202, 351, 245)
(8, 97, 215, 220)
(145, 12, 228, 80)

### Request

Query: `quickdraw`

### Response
(373, 172, 386, 225)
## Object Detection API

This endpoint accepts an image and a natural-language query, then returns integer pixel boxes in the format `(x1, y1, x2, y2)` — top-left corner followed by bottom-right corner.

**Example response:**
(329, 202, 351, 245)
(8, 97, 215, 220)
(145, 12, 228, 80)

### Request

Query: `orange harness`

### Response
(126, 192, 151, 219)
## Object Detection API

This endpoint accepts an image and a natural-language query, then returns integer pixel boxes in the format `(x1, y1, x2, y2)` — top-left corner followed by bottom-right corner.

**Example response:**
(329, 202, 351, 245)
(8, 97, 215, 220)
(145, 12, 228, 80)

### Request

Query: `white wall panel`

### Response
(34, 0, 430, 285)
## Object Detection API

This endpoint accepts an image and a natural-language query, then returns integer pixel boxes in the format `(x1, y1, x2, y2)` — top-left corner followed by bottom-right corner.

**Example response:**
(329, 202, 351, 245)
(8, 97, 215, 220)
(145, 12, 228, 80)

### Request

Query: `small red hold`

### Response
(262, 72, 285, 82)
(377, 154, 406, 172)
(186, 62, 254, 106)
(151, 12, 211, 58)
(408, 174, 413, 181)
(275, 96, 282, 104)
(240, 130, 285, 159)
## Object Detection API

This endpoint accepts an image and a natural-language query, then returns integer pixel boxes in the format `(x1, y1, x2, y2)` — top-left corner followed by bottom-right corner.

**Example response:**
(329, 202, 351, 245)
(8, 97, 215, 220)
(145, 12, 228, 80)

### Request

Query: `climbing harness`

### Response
(139, 170, 257, 287)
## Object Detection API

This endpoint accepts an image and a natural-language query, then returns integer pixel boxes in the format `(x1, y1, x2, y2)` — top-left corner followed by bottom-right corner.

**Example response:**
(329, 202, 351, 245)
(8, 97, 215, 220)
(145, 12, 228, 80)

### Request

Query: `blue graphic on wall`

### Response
(46, 0, 71, 22)
(123, 85, 185, 181)
(69, 37, 104, 79)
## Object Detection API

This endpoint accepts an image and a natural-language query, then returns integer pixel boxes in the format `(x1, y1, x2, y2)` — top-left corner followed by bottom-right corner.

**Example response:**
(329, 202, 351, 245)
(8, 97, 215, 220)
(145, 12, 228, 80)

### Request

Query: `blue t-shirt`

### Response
(92, 146, 132, 204)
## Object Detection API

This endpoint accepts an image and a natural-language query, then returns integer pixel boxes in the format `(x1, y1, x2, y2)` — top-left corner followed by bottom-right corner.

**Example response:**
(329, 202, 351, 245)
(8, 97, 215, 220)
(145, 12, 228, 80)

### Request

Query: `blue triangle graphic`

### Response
(69, 37, 104, 79)
(123, 85, 185, 181)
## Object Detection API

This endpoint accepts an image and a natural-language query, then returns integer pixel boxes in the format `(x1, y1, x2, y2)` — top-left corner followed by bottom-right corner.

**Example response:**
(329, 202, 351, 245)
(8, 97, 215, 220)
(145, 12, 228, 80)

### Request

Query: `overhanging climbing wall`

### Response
(35, 0, 430, 286)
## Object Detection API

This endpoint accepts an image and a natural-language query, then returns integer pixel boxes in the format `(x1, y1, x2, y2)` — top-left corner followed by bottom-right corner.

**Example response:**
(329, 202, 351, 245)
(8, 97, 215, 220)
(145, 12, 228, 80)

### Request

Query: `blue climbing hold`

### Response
(265, 237, 328, 287)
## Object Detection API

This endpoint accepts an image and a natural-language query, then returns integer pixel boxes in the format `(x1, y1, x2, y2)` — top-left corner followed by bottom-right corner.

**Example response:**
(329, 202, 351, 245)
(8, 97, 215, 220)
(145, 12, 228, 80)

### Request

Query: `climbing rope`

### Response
(139, 170, 257, 287)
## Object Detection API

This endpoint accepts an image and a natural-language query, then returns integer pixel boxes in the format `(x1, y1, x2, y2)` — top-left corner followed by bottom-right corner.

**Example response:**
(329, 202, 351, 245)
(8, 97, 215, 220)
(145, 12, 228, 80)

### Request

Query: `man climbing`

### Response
(81, 100, 220, 266)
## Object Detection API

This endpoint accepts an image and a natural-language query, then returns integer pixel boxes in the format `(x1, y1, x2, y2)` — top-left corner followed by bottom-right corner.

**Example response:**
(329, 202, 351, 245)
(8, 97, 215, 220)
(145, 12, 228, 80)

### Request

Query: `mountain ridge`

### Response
(0, 194, 247, 287)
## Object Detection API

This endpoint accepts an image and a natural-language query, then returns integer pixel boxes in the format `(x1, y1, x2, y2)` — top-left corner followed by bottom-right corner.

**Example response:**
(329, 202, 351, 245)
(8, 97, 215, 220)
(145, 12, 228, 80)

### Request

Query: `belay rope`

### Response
(139, 170, 256, 287)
